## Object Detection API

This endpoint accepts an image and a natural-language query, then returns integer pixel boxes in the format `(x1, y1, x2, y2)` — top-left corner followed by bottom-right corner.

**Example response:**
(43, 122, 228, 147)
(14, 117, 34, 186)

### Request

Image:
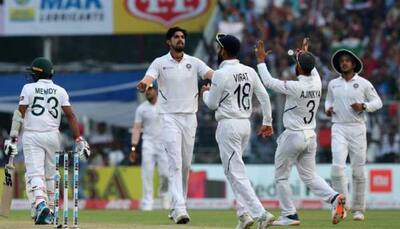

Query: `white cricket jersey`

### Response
(145, 52, 212, 114)
(19, 79, 70, 132)
(203, 59, 272, 125)
(257, 63, 321, 131)
(325, 74, 382, 123)
(134, 101, 161, 141)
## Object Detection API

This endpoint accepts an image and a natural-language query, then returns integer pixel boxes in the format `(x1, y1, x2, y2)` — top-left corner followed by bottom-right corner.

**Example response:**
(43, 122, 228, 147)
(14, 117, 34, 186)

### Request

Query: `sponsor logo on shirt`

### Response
(353, 83, 359, 89)
(162, 66, 174, 70)
(370, 169, 392, 193)
(186, 63, 192, 70)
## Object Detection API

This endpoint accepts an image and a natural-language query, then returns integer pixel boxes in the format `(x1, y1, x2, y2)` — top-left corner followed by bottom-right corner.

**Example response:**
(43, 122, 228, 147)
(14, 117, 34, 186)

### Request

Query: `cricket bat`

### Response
(0, 155, 15, 217)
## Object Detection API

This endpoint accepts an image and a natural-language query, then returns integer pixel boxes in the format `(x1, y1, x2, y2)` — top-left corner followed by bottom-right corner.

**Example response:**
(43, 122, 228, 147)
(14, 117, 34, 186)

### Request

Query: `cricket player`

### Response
(129, 85, 169, 211)
(255, 39, 346, 225)
(3, 57, 90, 225)
(325, 49, 382, 221)
(136, 27, 213, 224)
(202, 33, 275, 229)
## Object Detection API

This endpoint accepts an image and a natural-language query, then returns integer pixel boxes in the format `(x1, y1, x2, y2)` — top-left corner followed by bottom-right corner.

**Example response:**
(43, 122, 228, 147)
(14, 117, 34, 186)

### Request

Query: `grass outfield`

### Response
(0, 209, 399, 229)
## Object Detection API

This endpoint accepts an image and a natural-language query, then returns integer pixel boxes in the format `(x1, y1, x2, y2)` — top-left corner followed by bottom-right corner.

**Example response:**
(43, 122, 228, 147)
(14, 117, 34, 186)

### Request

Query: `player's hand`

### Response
(254, 40, 272, 64)
(137, 80, 150, 93)
(257, 125, 274, 138)
(201, 84, 210, 94)
(301, 37, 310, 52)
(325, 107, 335, 117)
(3, 138, 17, 156)
(129, 145, 137, 163)
(351, 103, 364, 112)
(129, 151, 137, 163)
(75, 137, 91, 161)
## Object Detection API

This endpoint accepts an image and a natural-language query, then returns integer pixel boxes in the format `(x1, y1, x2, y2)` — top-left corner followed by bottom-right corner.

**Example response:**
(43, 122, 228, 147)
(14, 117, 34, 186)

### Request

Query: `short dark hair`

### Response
(216, 34, 241, 57)
(298, 52, 315, 74)
(166, 27, 187, 40)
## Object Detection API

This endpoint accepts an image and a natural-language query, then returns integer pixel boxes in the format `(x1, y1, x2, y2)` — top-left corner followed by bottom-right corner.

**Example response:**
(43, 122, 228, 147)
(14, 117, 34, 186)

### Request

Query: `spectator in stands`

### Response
(89, 122, 114, 166)
(377, 125, 400, 163)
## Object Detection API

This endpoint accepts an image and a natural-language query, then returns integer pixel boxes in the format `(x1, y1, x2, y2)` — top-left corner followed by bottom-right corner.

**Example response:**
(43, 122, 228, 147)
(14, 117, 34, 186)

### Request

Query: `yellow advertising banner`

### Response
(114, 0, 217, 34)
(0, 166, 159, 200)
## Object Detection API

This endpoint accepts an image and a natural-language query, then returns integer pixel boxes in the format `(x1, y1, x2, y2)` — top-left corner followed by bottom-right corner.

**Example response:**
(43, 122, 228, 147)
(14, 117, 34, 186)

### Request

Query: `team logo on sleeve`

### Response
(186, 63, 192, 70)
(353, 83, 359, 89)
(19, 96, 24, 101)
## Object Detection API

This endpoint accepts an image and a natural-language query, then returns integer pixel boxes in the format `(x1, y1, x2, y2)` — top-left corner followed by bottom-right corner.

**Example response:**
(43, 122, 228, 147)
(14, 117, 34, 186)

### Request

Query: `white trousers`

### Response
(160, 113, 197, 211)
(216, 119, 265, 218)
(331, 123, 367, 212)
(23, 131, 61, 208)
(141, 139, 169, 208)
(275, 129, 337, 216)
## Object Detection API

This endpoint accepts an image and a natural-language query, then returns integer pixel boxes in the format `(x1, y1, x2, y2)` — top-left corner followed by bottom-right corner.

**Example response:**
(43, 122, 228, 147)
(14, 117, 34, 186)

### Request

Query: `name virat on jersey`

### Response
(233, 73, 249, 82)
(35, 88, 57, 95)
(300, 90, 321, 99)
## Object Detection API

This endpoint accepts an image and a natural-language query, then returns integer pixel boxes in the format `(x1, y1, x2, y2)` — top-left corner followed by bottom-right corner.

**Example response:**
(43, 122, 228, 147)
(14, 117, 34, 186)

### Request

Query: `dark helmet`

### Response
(26, 57, 54, 82)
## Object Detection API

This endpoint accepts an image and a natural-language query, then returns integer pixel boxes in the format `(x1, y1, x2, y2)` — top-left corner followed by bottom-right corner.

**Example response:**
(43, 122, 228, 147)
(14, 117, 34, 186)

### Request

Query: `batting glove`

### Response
(4, 138, 18, 156)
(74, 136, 91, 161)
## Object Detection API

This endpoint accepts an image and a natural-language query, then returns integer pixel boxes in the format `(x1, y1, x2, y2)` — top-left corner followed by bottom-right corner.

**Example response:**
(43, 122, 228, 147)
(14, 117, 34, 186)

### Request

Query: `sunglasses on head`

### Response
(215, 33, 226, 48)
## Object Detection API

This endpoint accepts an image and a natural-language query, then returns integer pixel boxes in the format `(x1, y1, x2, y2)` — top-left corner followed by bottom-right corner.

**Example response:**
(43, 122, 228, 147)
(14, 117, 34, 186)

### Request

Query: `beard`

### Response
(172, 42, 185, 52)
(173, 46, 184, 52)
(295, 64, 300, 76)
(217, 51, 223, 65)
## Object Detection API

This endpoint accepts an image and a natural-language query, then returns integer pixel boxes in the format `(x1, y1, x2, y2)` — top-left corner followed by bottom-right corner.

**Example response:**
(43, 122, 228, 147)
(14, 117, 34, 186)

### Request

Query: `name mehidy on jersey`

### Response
(233, 72, 249, 82)
(35, 88, 57, 95)
(300, 90, 321, 99)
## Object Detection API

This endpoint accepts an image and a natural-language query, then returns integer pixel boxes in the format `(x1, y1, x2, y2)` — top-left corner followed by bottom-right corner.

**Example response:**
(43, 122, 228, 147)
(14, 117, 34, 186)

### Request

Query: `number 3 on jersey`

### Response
(234, 83, 251, 110)
(304, 100, 315, 124)
(31, 96, 59, 119)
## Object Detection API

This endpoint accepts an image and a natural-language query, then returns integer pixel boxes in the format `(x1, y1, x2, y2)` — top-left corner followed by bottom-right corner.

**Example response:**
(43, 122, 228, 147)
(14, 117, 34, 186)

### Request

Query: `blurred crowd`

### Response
(198, 0, 400, 163)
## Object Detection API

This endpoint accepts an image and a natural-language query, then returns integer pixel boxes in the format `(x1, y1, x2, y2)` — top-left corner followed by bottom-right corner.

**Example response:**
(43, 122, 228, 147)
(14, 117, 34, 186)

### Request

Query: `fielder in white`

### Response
(130, 85, 169, 211)
(3, 57, 90, 225)
(137, 27, 213, 224)
(325, 49, 382, 221)
(202, 34, 275, 229)
(255, 39, 346, 226)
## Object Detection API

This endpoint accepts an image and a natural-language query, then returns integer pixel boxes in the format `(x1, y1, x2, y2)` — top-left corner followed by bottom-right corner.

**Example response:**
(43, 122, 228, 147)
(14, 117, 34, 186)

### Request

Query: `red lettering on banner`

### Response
(188, 171, 206, 198)
(125, 0, 210, 26)
(260, 200, 280, 208)
(370, 169, 392, 193)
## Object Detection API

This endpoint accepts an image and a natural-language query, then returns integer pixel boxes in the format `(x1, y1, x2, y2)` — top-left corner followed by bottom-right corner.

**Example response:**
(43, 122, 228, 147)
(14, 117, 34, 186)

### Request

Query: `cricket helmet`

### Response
(26, 57, 54, 82)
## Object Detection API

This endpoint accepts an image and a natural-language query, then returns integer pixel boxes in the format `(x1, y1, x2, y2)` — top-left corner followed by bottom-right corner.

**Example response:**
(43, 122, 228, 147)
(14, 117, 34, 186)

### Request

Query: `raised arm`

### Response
(254, 40, 299, 95)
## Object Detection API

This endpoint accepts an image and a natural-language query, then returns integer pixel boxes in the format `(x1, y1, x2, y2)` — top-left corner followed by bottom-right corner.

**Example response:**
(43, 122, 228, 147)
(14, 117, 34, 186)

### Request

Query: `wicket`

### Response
(54, 151, 79, 229)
